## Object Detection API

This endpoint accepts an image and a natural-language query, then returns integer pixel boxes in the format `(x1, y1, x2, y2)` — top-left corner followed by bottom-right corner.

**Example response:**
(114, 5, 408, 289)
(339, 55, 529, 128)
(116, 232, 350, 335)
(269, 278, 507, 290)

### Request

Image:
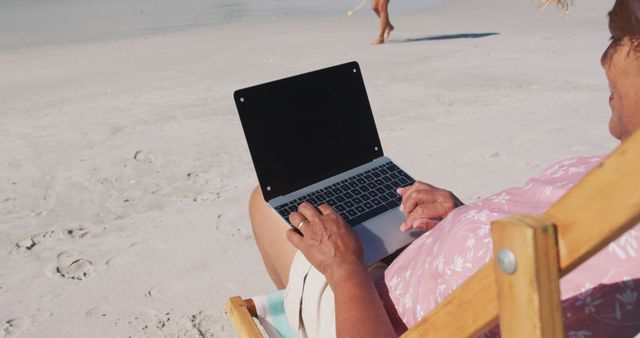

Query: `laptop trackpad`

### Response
(353, 208, 424, 266)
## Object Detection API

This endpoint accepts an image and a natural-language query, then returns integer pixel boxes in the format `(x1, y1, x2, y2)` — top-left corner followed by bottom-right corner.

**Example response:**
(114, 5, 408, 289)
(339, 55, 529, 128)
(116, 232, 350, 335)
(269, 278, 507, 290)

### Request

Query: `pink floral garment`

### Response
(383, 156, 640, 337)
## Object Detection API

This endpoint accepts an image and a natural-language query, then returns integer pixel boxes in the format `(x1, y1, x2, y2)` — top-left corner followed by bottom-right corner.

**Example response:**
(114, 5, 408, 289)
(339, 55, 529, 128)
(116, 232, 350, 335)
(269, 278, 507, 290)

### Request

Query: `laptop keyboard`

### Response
(275, 162, 415, 227)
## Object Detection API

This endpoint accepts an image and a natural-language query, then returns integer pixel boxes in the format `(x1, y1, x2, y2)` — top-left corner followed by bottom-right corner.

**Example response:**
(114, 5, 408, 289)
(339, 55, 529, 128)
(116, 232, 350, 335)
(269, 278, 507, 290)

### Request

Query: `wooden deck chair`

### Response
(226, 130, 640, 338)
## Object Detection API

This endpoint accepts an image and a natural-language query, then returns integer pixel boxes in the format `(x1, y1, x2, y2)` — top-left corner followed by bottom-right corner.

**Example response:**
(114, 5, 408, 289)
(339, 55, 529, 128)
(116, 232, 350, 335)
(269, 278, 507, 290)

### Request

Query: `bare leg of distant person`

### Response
(249, 186, 297, 289)
(371, 0, 394, 44)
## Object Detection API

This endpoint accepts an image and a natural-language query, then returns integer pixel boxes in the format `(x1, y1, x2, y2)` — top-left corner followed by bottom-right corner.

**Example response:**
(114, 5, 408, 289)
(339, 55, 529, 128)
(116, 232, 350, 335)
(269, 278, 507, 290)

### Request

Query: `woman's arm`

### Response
(328, 264, 396, 337)
(286, 203, 396, 338)
(285, 181, 463, 337)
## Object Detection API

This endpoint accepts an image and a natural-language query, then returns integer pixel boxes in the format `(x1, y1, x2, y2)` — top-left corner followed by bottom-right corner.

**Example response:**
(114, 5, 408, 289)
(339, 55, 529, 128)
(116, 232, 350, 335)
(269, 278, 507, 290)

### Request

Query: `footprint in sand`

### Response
(186, 172, 207, 185)
(128, 310, 219, 337)
(215, 213, 251, 239)
(63, 224, 101, 239)
(192, 191, 221, 202)
(1, 197, 15, 203)
(85, 307, 125, 329)
(186, 311, 220, 338)
(11, 224, 100, 254)
(84, 307, 110, 319)
(133, 150, 155, 165)
(85, 307, 222, 337)
(11, 229, 58, 254)
(0, 317, 28, 338)
(56, 251, 94, 281)
(95, 177, 118, 185)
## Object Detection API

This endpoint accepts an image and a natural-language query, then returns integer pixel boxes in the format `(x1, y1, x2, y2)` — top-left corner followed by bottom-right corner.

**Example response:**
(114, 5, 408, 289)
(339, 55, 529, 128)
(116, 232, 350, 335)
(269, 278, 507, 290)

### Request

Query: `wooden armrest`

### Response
(225, 296, 263, 338)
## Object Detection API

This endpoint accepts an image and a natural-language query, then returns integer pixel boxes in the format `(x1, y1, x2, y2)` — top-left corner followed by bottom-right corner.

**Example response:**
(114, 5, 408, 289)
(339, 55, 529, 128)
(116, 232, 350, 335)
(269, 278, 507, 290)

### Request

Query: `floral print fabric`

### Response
(384, 156, 640, 337)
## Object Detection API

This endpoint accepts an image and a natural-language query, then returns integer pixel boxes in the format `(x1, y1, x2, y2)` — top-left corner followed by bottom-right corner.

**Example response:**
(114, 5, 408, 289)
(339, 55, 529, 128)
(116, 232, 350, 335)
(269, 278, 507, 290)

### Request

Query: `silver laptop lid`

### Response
(234, 61, 384, 202)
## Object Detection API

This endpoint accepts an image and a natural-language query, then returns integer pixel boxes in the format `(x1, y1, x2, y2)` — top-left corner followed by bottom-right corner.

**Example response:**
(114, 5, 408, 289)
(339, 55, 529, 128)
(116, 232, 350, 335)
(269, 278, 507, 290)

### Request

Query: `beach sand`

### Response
(0, 0, 617, 336)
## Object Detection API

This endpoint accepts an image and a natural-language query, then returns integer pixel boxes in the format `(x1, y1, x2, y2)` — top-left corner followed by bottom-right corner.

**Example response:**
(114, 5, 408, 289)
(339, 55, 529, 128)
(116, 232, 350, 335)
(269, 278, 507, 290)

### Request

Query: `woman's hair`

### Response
(609, 0, 640, 39)
(603, 0, 640, 63)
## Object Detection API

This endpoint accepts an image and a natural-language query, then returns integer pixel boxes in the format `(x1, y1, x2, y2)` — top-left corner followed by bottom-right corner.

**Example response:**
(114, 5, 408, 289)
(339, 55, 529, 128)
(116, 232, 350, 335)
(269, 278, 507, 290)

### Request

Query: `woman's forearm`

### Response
(329, 266, 396, 338)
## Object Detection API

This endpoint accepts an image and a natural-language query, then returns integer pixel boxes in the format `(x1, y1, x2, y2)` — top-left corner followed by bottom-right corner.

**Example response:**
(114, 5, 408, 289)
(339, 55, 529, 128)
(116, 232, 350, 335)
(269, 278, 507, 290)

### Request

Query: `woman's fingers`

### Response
(399, 181, 433, 211)
(284, 201, 365, 281)
(317, 204, 335, 216)
(298, 202, 322, 221)
(401, 205, 443, 232)
(403, 189, 437, 215)
(405, 189, 456, 217)
(398, 182, 419, 209)
(400, 217, 439, 232)
(396, 186, 409, 196)
(288, 211, 308, 235)
(286, 228, 309, 253)
(285, 209, 310, 252)
(396, 181, 463, 232)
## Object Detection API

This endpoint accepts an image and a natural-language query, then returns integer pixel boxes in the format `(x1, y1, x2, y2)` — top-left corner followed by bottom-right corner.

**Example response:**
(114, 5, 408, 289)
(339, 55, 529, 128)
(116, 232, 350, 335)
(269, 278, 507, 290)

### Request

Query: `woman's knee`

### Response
(249, 186, 270, 237)
(249, 186, 265, 216)
(371, 0, 380, 13)
(248, 186, 285, 235)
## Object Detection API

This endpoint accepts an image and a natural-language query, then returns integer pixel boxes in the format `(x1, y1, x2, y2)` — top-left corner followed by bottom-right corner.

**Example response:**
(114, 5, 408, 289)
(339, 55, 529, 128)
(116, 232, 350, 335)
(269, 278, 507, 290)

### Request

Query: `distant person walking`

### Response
(371, 0, 394, 44)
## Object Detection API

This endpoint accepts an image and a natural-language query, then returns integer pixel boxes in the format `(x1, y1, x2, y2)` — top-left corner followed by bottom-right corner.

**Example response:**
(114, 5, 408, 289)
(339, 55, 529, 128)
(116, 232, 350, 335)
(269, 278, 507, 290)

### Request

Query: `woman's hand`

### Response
(397, 181, 464, 232)
(286, 202, 366, 285)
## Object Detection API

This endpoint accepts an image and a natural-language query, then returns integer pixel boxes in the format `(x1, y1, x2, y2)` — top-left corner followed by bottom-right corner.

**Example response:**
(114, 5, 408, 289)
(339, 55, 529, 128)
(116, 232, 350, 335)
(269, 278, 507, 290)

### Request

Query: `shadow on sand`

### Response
(395, 32, 499, 43)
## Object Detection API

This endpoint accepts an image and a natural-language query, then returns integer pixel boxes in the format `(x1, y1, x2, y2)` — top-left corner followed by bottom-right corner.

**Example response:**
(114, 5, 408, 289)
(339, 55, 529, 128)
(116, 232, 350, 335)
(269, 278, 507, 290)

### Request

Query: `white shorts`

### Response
(283, 251, 336, 338)
(283, 252, 389, 338)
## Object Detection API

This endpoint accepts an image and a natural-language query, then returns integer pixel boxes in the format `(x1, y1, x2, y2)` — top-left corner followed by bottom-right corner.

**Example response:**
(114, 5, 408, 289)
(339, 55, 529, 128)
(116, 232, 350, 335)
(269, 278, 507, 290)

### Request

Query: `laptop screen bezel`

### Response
(234, 61, 384, 202)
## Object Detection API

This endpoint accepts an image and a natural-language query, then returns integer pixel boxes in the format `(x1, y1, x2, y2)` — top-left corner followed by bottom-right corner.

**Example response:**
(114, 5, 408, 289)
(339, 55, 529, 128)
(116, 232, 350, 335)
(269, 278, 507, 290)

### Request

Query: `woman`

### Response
(371, 0, 394, 44)
(248, 0, 640, 336)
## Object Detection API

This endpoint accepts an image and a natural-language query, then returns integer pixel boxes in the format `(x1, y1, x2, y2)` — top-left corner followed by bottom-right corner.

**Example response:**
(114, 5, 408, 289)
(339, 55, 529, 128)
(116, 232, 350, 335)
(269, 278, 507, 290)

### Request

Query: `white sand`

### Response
(0, 0, 618, 336)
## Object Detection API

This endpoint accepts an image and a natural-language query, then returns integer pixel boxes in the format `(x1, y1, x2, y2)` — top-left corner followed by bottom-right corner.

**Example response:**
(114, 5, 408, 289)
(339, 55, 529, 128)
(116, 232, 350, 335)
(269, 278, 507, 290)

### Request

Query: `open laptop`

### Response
(234, 61, 422, 266)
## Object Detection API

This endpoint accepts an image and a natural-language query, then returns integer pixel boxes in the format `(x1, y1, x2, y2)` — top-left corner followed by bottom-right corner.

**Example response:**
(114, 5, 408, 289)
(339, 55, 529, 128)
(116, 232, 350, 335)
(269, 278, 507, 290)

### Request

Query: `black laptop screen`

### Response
(235, 62, 383, 201)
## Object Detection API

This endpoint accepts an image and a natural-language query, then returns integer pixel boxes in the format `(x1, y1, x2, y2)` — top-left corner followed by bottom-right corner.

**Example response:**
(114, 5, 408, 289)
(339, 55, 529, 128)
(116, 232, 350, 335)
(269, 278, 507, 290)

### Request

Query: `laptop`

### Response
(234, 61, 422, 266)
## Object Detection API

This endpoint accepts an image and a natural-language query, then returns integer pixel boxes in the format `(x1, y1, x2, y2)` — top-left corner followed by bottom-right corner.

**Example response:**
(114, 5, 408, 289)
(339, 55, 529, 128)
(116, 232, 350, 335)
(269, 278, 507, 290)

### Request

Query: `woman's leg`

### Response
(249, 186, 297, 289)
(382, 0, 394, 40)
(371, 0, 381, 17)
(372, 0, 394, 44)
